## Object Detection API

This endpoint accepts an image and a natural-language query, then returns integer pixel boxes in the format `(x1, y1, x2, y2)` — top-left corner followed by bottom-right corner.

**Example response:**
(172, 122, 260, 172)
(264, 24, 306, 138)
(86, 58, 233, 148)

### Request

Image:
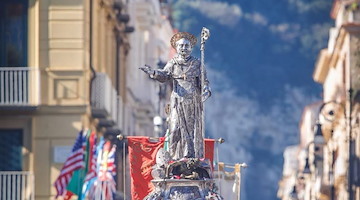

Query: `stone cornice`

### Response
(342, 22, 360, 33)
(36, 105, 88, 115)
(135, 2, 159, 30)
(313, 49, 331, 84)
(328, 27, 347, 72)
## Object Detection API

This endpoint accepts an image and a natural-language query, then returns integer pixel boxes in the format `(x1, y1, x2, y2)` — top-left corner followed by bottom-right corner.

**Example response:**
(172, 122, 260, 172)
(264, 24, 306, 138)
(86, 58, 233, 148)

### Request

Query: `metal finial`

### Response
(217, 138, 225, 144)
(201, 27, 210, 42)
(117, 134, 124, 141)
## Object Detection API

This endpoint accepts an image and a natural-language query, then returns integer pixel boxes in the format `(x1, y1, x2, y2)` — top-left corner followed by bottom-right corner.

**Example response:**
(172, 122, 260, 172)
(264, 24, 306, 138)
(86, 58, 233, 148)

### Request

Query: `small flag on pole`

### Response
(54, 130, 86, 198)
(84, 131, 98, 182)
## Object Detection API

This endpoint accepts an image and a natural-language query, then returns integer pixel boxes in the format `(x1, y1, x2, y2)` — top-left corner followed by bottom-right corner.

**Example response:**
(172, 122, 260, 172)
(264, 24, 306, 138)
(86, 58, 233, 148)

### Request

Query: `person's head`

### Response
(176, 38, 192, 57)
(170, 32, 197, 57)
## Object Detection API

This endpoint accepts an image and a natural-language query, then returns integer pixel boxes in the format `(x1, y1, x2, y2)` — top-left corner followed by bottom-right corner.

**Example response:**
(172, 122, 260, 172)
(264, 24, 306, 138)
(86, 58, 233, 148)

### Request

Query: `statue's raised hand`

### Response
(202, 86, 211, 102)
(139, 64, 155, 76)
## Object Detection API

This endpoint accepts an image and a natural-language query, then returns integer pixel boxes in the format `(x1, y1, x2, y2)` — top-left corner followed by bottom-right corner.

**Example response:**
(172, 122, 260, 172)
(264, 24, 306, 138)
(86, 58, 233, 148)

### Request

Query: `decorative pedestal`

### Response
(144, 150, 222, 199)
(145, 179, 222, 200)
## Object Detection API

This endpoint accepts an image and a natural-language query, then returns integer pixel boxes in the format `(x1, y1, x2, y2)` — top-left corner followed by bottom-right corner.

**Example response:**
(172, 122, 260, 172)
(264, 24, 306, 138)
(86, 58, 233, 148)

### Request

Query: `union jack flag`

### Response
(54, 131, 86, 198)
(89, 141, 117, 200)
(99, 141, 116, 181)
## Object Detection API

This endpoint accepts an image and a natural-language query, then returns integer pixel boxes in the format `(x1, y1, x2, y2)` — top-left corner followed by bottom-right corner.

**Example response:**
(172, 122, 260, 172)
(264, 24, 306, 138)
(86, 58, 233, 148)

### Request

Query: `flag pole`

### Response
(200, 27, 210, 142)
(123, 142, 126, 200)
(116, 134, 224, 143)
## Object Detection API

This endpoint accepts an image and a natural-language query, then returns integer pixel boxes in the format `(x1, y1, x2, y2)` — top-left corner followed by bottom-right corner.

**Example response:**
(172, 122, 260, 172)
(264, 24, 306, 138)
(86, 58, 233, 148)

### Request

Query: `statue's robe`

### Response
(151, 55, 209, 159)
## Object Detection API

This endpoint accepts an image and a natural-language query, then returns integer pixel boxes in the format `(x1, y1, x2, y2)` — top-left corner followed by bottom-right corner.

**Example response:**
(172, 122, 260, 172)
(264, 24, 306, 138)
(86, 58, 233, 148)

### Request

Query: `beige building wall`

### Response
(34, 0, 90, 199)
(0, 0, 173, 199)
(0, 0, 90, 198)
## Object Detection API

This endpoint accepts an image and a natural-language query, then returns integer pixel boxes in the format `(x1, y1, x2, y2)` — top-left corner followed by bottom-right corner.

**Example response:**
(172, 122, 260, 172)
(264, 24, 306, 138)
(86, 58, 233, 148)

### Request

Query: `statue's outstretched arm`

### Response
(139, 64, 155, 75)
(139, 62, 173, 83)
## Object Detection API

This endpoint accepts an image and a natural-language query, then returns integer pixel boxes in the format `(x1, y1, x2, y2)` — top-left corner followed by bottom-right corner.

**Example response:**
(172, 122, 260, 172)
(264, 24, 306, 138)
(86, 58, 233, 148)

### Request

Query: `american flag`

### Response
(54, 131, 86, 198)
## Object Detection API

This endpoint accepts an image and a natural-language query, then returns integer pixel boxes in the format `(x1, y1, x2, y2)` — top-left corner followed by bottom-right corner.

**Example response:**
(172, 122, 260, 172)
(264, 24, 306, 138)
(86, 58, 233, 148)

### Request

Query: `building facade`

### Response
(0, 0, 173, 199)
(278, 0, 360, 200)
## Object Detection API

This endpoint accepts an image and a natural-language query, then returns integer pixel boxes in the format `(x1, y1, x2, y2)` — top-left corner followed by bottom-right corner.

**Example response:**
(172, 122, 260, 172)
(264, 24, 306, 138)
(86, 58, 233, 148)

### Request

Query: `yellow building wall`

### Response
(33, 114, 86, 199)
(20, 0, 170, 199)
(39, 0, 89, 106)
(30, 0, 92, 199)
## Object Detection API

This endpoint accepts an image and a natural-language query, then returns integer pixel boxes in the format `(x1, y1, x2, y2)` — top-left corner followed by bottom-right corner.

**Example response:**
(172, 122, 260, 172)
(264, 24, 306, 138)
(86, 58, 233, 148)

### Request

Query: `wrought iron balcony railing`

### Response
(0, 67, 40, 106)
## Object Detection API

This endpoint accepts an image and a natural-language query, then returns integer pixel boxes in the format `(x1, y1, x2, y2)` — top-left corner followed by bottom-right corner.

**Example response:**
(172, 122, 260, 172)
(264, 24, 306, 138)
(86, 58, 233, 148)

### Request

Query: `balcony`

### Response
(91, 72, 118, 123)
(0, 67, 40, 107)
(0, 171, 35, 200)
(335, 2, 360, 27)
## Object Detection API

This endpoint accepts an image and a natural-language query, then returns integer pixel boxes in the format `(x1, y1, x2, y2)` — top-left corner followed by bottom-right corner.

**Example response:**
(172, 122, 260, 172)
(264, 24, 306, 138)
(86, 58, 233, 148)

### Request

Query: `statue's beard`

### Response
(178, 50, 191, 57)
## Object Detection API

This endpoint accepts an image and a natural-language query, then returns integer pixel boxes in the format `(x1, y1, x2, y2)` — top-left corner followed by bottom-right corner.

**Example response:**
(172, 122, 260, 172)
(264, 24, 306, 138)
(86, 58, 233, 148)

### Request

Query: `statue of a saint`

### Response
(140, 32, 211, 160)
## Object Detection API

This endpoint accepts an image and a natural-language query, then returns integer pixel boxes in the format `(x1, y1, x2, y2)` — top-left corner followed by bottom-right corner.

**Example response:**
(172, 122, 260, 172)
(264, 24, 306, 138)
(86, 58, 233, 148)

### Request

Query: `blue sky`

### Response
(172, 0, 332, 199)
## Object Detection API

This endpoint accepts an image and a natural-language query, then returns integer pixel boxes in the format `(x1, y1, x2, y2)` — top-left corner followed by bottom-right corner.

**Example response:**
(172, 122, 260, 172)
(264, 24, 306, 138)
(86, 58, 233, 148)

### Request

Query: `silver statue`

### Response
(140, 31, 211, 160)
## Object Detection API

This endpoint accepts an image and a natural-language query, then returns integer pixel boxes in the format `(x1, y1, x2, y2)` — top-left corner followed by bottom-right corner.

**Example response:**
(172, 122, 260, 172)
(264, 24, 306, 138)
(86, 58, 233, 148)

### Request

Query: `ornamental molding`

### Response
(134, 1, 161, 30)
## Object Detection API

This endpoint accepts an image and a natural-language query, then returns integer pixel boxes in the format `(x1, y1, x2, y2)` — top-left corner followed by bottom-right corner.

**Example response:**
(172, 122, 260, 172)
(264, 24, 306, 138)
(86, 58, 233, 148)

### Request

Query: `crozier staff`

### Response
(140, 32, 211, 160)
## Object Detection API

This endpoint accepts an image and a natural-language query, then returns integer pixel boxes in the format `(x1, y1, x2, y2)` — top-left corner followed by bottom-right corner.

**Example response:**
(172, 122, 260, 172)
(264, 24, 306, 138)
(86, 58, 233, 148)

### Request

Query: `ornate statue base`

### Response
(144, 156, 222, 200)
(146, 179, 222, 200)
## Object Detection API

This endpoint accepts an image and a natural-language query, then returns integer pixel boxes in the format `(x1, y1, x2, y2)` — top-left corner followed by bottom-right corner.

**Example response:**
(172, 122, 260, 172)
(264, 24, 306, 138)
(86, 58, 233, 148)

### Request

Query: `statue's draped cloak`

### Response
(152, 56, 209, 160)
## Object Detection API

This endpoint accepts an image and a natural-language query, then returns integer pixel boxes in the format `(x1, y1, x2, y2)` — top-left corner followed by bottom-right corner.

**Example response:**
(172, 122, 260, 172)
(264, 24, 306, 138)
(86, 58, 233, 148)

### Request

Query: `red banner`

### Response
(128, 136, 165, 200)
(128, 136, 215, 200)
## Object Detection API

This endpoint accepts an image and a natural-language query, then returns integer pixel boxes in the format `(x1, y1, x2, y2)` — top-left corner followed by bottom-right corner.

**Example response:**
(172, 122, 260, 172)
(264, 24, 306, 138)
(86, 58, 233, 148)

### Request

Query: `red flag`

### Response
(204, 138, 215, 167)
(128, 136, 215, 199)
(84, 131, 97, 182)
(63, 190, 74, 200)
(128, 136, 165, 200)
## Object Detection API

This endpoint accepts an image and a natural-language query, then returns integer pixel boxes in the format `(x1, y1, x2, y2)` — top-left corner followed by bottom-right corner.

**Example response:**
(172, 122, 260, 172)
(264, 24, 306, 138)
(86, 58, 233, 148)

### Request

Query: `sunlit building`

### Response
(0, 0, 173, 199)
(277, 145, 299, 200)
(278, 0, 360, 199)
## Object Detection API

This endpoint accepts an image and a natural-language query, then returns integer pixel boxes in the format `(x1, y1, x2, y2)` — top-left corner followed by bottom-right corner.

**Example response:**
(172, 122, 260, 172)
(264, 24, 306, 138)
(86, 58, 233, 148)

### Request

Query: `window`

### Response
(0, 0, 28, 67)
(0, 129, 23, 171)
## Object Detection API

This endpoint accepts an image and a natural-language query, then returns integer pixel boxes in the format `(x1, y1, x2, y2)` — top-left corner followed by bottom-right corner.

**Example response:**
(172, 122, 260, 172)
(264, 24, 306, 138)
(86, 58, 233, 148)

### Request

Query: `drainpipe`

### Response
(347, 87, 353, 200)
(89, 0, 96, 108)
(346, 36, 353, 200)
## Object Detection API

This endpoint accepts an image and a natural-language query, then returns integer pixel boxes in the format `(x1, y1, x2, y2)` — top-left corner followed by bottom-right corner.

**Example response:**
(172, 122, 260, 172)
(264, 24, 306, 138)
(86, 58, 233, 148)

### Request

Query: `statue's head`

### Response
(170, 32, 197, 57)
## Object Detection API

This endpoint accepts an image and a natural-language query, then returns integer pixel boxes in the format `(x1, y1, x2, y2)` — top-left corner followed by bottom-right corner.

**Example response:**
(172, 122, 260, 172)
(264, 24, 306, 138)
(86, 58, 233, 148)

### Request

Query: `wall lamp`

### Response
(117, 14, 130, 23)
(124, 26, 135, 33)
(302, 157, 311, 175)
(113, 2, 123, 11)
(289, 185, 299, 200)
